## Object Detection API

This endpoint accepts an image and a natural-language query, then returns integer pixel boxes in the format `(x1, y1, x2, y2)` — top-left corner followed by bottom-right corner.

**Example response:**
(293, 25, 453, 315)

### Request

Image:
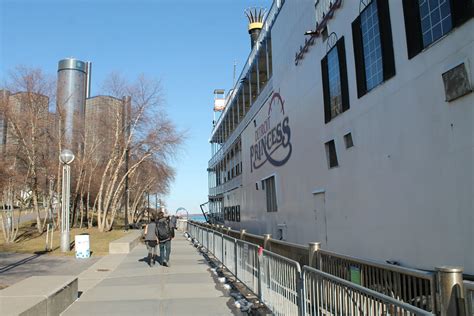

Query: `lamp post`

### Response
(59, 149, 75, 252)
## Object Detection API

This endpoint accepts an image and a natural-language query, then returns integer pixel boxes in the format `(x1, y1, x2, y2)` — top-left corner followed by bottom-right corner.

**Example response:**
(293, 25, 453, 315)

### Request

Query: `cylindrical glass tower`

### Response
(57, 58, 87, 151)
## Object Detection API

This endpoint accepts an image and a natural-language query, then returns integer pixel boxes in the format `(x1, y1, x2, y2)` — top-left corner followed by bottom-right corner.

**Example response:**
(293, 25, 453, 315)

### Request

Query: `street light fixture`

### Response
(59, 149, 75, 252)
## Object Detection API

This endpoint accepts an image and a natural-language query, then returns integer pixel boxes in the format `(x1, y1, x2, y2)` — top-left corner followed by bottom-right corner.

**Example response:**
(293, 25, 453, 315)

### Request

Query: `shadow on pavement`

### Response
(0, 253, 42, 274)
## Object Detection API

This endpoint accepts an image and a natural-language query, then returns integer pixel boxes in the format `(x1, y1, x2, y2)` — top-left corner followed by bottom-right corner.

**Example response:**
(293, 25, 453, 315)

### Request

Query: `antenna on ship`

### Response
(245, 7, 266, 48)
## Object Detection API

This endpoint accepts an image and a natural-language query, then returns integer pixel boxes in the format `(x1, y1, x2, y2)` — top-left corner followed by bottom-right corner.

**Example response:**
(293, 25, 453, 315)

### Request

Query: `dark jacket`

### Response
(157, 217, 172, 242)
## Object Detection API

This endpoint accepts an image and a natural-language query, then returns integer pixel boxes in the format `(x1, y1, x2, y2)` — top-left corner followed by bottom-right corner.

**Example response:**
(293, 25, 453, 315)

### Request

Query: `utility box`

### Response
(75, 234, 90, 258)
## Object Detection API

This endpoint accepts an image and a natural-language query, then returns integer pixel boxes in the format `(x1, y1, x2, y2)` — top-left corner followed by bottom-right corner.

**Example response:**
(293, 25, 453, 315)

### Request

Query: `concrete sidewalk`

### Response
(62, 234, 240, 315)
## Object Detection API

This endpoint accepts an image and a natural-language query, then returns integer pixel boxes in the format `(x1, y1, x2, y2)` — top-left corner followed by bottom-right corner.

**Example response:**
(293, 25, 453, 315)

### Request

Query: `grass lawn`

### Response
(0, 220, 130, 257)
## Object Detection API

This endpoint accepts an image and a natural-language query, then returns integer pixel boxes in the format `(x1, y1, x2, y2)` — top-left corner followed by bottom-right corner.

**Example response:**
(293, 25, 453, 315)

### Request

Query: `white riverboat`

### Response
(206, 0, 474, 274)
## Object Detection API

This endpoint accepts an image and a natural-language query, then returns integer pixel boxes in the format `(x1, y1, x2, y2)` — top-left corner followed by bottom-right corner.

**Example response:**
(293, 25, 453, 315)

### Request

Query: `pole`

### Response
(123, 148, 129, 230)
(60, 164, 71, 252)
(436, 266, 466, 316)
(123, 96, 131, 231)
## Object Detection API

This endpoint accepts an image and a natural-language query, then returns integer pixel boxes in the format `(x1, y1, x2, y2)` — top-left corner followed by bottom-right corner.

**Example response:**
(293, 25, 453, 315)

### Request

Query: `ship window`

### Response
(402, 0, 471, 59)
(243, 77, 251, 113)
(258, 43, 269, 91)
(250, 62, 259, 103)
(267, 37, 273, 77)
(418, 0, 452, 47)
(236, 206, 241, 222)
(352, 0, 395, 98)
(264, 176, 277, 212)
(344, 133, 354, 149)
(325, 140, 339, 168)
(321, 36, 350, 123)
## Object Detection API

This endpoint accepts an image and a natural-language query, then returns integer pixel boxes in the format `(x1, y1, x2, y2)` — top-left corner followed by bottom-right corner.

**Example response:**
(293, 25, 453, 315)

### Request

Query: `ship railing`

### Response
(209, 0, 284, 139)
(465, 281, 474, 315)
(208, 77, 273, 169)
(208, 175, 243, 196)
(315, 249, 437, 313)
(187, 222, 438, 316)
(302, 266, 433, 316)
(268, 238, 309, 267)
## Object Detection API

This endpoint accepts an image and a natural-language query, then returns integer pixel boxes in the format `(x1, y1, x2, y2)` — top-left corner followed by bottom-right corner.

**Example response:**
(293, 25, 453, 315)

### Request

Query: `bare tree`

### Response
(1, 67, 55, 234)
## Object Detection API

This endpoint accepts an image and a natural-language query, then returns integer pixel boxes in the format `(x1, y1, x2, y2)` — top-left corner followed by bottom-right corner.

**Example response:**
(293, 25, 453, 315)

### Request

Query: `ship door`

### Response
(312, 191, 328, 247)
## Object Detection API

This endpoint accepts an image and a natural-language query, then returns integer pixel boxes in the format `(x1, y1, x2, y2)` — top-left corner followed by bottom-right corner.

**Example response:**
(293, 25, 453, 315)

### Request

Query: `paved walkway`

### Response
(0, 252, 99, 289)
(62, 234, 240, 315)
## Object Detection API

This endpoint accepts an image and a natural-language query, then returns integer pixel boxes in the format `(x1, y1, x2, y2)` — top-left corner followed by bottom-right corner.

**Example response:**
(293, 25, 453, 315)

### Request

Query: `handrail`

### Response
(270, 238, 308, 252)
(303, 266, 434, 315)
(318, 248, 435, 280)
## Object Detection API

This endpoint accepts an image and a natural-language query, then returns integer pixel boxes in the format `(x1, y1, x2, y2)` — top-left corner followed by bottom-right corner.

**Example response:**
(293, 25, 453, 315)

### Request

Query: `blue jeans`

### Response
(159, 240, 171, 263)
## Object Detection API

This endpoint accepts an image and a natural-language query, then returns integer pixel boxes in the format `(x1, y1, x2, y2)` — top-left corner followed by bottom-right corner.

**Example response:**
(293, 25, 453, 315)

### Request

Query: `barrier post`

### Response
(297, 271, 304, 316)
(240, 229, 246, 240)
(234, 238, 238, 278)
(436, 266, 466, 316)
(221, 232, 225, 264)
(308, 242, 321, 268)
(257, 247, 264, 302)
(263, 234, 272, 250)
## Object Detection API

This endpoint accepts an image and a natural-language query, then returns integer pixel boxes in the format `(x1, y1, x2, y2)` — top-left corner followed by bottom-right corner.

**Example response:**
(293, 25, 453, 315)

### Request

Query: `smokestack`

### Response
(245, 8, 266, 49)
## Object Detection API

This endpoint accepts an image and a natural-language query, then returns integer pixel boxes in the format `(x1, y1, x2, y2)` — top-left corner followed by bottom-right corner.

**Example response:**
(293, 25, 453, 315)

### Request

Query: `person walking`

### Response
(144, 210, 159, 267)
(156, 211, 172, 266)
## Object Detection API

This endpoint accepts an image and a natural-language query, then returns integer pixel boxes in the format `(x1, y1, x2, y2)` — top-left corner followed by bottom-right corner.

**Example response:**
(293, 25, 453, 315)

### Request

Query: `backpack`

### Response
(156, 218, 171, 241)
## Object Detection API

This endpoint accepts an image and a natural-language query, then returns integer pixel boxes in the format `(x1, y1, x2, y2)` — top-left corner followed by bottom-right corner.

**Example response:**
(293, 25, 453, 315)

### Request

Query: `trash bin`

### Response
(75, 234, 90, 258)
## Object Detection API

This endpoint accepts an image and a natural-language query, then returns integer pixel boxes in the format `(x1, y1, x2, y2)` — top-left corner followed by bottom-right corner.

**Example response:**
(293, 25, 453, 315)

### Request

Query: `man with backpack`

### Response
(156, 211, 172, 266)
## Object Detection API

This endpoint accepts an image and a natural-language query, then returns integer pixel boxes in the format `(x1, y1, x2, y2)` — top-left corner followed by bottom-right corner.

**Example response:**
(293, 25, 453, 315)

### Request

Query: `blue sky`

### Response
(0, 0, 271, 214)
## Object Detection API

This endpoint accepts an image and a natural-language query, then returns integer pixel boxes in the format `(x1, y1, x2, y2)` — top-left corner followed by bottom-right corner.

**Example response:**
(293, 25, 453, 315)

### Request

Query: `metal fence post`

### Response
(257, 248, 264, 302)
(436, 266, 466, 316)
(308, 242, 321, 268)
(234, 238, 238, 278)
(263, 233, 272, 250)
(240, 229, 246, 241)
(221, 233, 224, 263)
(297, 270, 304, 316)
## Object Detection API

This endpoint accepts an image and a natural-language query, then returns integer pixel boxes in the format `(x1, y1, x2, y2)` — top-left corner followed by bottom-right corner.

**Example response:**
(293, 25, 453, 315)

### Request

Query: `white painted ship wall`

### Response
(221, 0, 473, 274)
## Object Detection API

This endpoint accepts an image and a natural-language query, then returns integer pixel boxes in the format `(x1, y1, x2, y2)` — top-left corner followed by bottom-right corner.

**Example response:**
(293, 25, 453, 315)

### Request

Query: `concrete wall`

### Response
(224, 0, 473, 274)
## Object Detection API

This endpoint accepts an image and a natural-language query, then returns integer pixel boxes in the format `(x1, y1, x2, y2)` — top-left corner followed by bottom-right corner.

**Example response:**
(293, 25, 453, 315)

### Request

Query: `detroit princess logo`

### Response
(250, 91, 292, 172)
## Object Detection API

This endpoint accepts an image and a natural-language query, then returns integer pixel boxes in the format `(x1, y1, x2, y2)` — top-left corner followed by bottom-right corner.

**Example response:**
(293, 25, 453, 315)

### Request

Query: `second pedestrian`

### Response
(156, 211, 172, 266)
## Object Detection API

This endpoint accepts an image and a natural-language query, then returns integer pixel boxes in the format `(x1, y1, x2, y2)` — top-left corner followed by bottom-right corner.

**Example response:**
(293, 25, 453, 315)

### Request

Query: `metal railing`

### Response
(209, 175, 242, 196)
(236, 239, 260, 295)
(186, 222, 437, 316)
(209, 0, 284, 142)
(316, 249, 437, 312)
(261, 249, 302, 316)
(465, 281, 474, 316)
(223, 235, 237, 275)
(269, 238, 309, 267)
(302, 266, 433, 315)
